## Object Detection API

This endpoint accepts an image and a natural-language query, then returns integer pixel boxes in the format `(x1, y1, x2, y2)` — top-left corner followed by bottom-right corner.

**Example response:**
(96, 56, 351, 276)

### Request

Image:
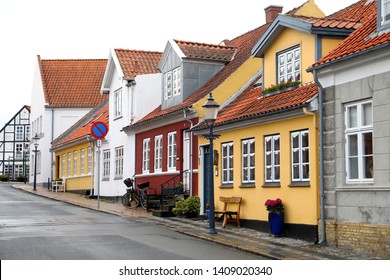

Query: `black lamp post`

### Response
(32, 134, 39, 191)
(202, 92, 220, 234)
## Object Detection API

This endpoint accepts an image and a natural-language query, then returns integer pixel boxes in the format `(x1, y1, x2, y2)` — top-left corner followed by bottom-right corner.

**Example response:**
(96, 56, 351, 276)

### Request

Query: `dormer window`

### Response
(164, 67, 181, 99)
(277, 46, 301, 84)
(382, 0, 390, 25)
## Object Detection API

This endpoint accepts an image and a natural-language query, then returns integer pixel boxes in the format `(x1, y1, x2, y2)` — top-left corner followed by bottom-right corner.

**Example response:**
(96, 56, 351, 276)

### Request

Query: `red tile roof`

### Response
(114, 49, 163, 79)
(174, 39, 236, 62)
(209, 82, 318, 127)
(130, 24, 271, 128)
(52, 101, 109, 149)
(38, 56, 108, 107)
(312, 1, 390, 68)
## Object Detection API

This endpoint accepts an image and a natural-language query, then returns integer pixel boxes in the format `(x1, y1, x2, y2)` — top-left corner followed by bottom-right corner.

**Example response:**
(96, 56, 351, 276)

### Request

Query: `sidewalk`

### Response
(12, 183, 381, 260)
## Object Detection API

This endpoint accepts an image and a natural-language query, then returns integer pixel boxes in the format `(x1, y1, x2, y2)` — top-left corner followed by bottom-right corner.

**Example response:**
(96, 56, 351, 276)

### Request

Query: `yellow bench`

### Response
(214, 196, 242, 228)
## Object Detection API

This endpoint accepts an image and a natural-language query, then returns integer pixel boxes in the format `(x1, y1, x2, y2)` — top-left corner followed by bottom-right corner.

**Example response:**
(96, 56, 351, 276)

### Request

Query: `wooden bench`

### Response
(214, 196, 242, 228)
(52, 180, 65, 192)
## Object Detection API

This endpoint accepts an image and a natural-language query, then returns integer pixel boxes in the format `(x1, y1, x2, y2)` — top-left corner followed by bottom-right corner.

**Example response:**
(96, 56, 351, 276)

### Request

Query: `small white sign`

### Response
(96, 139, 102, 148)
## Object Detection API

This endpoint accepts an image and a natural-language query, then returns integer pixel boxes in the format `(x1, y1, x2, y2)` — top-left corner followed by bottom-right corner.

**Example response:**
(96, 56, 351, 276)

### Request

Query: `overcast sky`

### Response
(0, 0, 359, 126)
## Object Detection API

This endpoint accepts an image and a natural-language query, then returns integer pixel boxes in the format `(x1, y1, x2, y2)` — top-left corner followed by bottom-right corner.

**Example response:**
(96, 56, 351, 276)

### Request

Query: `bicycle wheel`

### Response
(122, 193, 139, 209)
(140, 191, 148, 210)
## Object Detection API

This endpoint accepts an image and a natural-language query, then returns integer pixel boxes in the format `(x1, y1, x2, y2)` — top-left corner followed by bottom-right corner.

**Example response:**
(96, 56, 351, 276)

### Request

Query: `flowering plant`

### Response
(265, 198, 284, 213)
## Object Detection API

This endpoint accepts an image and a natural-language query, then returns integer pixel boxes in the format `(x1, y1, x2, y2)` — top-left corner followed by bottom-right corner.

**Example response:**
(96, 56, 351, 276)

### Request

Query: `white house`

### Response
(97, 49, 162, 197)
(29, 56, 108, 187)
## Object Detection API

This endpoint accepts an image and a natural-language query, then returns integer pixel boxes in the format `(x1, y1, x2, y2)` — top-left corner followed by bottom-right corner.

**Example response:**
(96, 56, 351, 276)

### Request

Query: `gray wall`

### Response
(323, 72, 390, 225)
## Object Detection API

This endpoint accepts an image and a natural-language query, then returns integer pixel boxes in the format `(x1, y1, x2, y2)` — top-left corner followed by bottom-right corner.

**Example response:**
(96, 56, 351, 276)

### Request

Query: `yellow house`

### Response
(51, 100, 108, 193)
(192, 0, 361, 241)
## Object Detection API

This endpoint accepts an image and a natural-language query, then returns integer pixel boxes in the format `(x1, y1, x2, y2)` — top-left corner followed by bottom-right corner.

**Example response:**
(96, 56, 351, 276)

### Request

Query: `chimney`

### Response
(265, 5, 283, 24)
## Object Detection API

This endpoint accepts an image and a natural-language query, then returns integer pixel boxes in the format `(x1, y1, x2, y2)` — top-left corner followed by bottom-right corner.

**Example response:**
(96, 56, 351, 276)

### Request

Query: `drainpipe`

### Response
(51, 109, 54, 183)
(314, 69, 326, 245)
(183, 108, 194, 196)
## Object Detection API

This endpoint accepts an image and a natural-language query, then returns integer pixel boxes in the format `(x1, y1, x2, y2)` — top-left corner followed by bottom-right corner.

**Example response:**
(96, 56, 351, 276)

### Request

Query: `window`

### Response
(142, 138, 150, 173)
(242, 139, 255, 183)
(265, 135, 280, 183)
(36, 151, 41, 174)
(114, 88, 123, 118)
(383, 0, 390, 25)
(173, 68, 181, 96)
(291, 130, 309, 181)
(87, 147, 92, 174)
(15, 144, 23, 159)
(103, 150, 110, 179)
(61, 154, 66, 177)
(15, 126, 23, 141)
(277, 46, 300, 84)
(164, 67, 181, 99)
(115, 146, 124, 178)
(25, 126, 30, 141)
(67, 152, 71, 176)
(222, 142, 234, 184)
(73, 151, 78, 176)
(154, 135, 163, 172)
(80, 149, 85, 175)
(168, 132, 177, 170)
(344, 101, 373, 182)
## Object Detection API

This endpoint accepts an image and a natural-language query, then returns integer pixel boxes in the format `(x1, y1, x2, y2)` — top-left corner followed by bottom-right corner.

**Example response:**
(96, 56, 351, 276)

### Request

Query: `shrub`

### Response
(173, 196, 200, 218)
(0, 175, 9, 182)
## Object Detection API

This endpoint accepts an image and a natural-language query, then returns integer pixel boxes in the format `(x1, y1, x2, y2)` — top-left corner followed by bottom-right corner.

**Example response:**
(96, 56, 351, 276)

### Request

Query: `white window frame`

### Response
(67, 152, 71, 177)
(172, 67, 181, 96)
(167, 132, 177, 171)
(15, 126, 23, 141)
(265, 135, 281, 183)
(277, 46, 301, 84)
(115, 146, 124, 178)
(344, 100, 373, 183)
(164, 71, 172, 99)
(291, 130, 310, 182)
(383, 0, 390, 25)
(103, 149, 110, 179)
(80, 149, 85, 175)
(114, 88, 123, 118)
(73, 151, 78, 176)
(142, 138, 150, 174)
(87, 147, 92, 174)
(242, 139, 255, 183)
(15, 144, 23, 160)
(61, 154, 66, 178)
(154, 135, 163, 172)
(222, 142, 234, 184)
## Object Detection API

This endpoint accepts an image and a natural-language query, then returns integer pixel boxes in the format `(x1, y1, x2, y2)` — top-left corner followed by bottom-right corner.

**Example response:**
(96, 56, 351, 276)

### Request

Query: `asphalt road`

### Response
(0, 184, 264, 260)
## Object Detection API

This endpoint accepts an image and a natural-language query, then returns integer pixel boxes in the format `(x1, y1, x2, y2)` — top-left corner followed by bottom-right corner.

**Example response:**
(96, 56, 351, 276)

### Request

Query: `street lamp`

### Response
(202, 92, 220, 234)
(32, 134, 39, 191)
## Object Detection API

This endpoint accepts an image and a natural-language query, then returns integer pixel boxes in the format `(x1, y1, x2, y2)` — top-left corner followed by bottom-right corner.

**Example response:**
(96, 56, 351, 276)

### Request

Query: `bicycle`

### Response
(121, 177, 150, 209)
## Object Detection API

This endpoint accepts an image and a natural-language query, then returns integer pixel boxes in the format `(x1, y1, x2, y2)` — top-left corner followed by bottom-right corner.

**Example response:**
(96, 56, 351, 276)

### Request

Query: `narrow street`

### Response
(0, 184, 264, 260)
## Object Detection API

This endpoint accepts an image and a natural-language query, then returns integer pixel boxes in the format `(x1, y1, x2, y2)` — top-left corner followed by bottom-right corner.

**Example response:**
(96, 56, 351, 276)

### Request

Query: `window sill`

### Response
(102, 178, 110, 181)
(239, 183, 255, 188)
(114, 176, 123, 180)
(114, 115, 123, 121)
(262, 182, 281, 188)
(288, 181, 310, 187)
(219, 184, 233, 189)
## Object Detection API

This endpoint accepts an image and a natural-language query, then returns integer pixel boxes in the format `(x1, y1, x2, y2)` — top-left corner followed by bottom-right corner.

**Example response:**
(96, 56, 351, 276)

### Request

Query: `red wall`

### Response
(135, 118, 199, 195)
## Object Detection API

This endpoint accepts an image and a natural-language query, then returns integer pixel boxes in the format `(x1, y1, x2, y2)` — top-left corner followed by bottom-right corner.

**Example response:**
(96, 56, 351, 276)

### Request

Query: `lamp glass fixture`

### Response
(202, 92, 220, 121)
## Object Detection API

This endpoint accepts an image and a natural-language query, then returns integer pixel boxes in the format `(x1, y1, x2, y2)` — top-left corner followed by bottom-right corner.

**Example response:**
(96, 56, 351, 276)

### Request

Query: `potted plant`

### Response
(173, 196, 200, 218)
(265, 198, 284, 236)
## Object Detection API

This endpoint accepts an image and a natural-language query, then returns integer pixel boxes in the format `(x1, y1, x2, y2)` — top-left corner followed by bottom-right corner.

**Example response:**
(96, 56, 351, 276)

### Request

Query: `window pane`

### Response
(292, 133, 299, 148)
(274, 166, 280, 180)
(348, 135, 358, 156)
(363, 156, 373, 179)
(293, 149, 300, 164)
(348, 106, 357, 128)
(250, 141, 255, 153)
(274, 152, 280, 165)
(302, 149, 309, 163)
(363, 103, 372, 126)
(293, 165, 300, 179)
(274, 136, 280, 150)
(265, 138, 271, 151)
(302, 164, 309, 179)
(266, 167, 272, 180)
(243, 143, 248, 154)
(302, 132, 309, 147)
(243, 156, 248, 168)
(349, 157, 359, 179)
(363, 132, 373, 155)
(266, 153, 272, 165)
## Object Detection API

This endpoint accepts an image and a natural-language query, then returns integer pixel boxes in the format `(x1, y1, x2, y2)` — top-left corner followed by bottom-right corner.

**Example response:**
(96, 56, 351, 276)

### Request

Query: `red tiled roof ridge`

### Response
(173, 39, 236, 50)
(114, 48, 162, 54)
(39, 58, 107, 62)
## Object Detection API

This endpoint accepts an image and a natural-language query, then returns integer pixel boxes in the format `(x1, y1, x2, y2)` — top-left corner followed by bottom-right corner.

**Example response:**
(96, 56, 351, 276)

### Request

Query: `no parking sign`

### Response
(91, 121, 108, 139)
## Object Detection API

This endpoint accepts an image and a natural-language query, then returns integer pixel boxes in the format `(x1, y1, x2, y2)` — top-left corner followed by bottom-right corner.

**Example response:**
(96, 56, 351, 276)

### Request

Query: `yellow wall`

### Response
(322, 37, 343, 58)
(199, 113, 319, 226)
(54, 142, 93, 191)
(193, 57, 262, 119)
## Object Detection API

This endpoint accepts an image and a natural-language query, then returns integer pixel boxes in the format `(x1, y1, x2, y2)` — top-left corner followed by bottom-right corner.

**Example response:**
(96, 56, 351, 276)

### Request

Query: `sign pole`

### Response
(96, 140, 102, 209)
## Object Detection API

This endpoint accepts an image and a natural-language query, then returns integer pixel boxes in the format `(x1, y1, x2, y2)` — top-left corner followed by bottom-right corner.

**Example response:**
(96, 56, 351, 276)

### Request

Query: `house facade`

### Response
(29, 56, 108, 187)
(98, 49, 162, 197)
(192, 0, 365, 241)
(310, 0, 390, 257)
(125, 22, 270, 200)
(51, 100, 108, 193)
(0, 105, 31, 180)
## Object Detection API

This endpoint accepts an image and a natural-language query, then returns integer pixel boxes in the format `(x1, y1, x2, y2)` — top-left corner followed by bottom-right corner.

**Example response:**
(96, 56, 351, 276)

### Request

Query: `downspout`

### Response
(51, 109, 54, 183)
(183, 108, 194, 196)
(314, 69, 326, 245)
